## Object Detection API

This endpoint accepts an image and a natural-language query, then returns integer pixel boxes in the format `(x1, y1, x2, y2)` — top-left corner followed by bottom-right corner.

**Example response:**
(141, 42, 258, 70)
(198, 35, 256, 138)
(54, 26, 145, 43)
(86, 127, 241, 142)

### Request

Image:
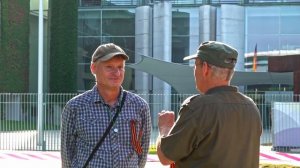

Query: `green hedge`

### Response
(0, 120, 60, 131)
(0, 0, 29, 92)
(49, 0, 78, 93)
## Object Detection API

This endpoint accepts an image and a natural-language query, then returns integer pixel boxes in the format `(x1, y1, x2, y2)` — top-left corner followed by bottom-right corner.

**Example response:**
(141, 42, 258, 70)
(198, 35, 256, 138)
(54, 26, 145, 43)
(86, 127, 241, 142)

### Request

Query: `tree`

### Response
(0, 0, 29, 92)
(48, 0, 78, 92)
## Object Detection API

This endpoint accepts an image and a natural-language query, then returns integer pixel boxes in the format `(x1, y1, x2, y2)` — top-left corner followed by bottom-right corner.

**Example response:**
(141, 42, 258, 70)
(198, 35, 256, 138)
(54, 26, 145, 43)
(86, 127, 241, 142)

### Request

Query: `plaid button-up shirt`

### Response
(61, 86, 151, 168)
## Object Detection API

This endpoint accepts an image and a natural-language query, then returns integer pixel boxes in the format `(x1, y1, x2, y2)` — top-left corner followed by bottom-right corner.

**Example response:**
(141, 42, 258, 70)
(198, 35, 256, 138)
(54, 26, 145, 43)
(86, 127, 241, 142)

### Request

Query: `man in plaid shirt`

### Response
(61, 43, 151, 168)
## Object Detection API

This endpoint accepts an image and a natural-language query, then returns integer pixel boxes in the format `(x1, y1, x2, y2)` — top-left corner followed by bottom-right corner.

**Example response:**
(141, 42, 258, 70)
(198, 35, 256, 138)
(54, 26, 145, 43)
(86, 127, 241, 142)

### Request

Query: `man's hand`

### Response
(158, 110, 175, 136)
(157, 110, 175, 165)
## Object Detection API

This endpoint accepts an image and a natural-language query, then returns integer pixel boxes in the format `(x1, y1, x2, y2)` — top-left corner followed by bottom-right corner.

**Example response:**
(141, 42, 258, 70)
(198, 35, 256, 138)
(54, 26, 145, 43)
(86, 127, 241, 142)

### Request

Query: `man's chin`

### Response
(109, 83, 122, 88)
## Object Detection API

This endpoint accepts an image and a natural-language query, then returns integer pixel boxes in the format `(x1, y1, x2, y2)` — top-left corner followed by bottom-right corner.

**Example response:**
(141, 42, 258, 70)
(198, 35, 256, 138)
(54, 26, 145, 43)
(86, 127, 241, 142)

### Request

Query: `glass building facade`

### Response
(246, 6, 300, 53)
(77, 0, 300, 93)
(77, 8, 136, 91)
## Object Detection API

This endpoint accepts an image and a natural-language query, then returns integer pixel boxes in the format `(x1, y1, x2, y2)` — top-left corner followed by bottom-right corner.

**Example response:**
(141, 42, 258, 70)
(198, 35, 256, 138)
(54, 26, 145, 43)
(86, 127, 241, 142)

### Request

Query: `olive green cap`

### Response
(91, 43, 129, 62)
(183, 41, 238, 69)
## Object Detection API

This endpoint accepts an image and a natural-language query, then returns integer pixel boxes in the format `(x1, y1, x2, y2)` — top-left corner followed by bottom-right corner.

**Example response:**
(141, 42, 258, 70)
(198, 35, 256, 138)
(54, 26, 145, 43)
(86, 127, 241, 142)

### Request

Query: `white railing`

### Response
(0, 92, 299, 152)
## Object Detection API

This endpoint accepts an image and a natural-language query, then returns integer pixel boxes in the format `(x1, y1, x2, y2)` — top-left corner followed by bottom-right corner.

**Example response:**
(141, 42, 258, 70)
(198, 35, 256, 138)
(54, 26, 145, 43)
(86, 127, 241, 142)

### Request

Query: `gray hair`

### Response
(209, 64, 234, 81)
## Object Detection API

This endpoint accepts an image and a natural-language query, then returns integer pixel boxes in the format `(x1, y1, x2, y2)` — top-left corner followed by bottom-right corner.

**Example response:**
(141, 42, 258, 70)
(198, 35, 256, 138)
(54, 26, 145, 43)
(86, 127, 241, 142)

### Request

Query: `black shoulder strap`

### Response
(82, 91, 127, 168)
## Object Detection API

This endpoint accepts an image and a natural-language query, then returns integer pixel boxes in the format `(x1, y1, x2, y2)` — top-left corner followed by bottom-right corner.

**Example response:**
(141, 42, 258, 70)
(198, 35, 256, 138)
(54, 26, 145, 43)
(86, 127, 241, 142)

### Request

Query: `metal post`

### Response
(37, 0, 44, 150)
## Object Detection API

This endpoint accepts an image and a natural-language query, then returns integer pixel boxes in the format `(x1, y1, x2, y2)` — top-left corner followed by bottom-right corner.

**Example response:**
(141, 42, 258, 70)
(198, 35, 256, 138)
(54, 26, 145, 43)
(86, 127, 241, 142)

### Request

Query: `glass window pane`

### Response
(247, 16, 279, 34)
(247, 35, 279, 52)
(246, 6, 280, 16)
(281, 16, 300, 34)
(246, 6, 300, 53)
(172, 11, 190, 36)
(172, 8, 199, 64)
(281, 35, 300, 50)
(77, 37, 101, 91)
(80, 0, 101, 7)
(78, 36, 101, 64)
(102, 10, 135, 36)
(78, 11, 101, 36)
(212, 0, 239, 3)
(172, 8, 198, 36)
(252, 0, 282, 2)
(172, 36, 190, 63)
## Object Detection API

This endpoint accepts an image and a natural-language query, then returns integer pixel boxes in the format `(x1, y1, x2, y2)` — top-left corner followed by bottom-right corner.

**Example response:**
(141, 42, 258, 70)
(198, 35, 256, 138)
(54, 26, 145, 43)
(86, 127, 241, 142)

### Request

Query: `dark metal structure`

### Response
(268, 55, 300, 99)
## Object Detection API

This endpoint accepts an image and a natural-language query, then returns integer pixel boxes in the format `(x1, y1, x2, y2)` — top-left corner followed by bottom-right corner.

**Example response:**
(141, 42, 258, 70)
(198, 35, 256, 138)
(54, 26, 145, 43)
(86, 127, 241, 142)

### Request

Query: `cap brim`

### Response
(183, 54, 198, 61)
(99, 52, 129, 61)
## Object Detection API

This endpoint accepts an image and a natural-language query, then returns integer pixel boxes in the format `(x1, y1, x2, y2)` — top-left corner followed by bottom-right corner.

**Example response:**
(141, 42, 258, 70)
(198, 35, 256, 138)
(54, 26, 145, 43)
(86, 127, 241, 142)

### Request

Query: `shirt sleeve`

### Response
(61, 103, 77, 168)
(138, 102, 152, 168)
(160, 104, 207, 162)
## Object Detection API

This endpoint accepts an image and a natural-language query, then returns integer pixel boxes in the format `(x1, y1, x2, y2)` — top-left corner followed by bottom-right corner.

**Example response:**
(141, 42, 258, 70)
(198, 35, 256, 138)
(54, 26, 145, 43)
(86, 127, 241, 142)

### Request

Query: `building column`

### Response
(199, 5, 216, 43)
(152, 0, 172, 109)
(135, 6, 152, 95)
(220, 5, 245, 71)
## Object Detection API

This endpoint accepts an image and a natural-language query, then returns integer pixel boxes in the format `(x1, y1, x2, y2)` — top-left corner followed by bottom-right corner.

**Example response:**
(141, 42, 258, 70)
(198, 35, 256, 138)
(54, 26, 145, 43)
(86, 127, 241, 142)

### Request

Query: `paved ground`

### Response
(0, 146, 299, 168)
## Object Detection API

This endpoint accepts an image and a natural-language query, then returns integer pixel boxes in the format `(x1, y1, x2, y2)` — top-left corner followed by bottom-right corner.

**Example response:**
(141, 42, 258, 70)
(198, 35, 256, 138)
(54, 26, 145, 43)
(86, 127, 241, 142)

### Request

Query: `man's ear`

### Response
(202, 62, 209, 76)
(90, 63, 95, 74)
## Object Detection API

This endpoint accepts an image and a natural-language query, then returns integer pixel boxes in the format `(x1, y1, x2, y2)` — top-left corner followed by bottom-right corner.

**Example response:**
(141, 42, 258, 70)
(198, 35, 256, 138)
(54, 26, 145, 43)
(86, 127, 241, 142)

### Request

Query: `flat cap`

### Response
(183, 41, 238, 69)
(91, 43, 129, 62)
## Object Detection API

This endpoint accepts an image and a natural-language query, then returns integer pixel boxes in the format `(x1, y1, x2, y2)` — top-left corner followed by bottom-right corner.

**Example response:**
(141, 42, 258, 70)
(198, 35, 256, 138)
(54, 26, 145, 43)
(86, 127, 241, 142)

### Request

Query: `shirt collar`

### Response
(91, 85, 126, 107)
(205, 85, 238, 95)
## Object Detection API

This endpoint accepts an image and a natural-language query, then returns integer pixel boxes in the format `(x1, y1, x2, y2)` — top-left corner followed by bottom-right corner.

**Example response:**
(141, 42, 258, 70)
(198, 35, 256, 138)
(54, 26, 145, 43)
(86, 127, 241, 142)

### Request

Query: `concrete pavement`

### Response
(0, 146, 299, 168)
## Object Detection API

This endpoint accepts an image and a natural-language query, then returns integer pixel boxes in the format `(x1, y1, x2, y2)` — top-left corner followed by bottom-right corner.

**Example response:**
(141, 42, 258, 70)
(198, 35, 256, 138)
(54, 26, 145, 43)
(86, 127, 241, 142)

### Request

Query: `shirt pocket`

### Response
(77, 116, 106, 145)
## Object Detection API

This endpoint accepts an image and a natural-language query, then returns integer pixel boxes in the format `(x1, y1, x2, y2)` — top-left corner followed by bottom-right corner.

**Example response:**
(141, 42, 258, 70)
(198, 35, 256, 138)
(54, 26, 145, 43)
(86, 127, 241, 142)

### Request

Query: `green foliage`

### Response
(0, 0, 29, 92)
(0, 120, 60, 131)
(0, 120, 35, 131)
(49, 0, 78, 93)
(260, 163, 300, 168)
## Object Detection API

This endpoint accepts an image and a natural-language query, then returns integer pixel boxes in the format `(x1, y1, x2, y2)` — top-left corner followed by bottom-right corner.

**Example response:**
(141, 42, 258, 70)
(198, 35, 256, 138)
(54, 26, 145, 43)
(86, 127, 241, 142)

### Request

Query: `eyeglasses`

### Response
(103, 66, 125, 73)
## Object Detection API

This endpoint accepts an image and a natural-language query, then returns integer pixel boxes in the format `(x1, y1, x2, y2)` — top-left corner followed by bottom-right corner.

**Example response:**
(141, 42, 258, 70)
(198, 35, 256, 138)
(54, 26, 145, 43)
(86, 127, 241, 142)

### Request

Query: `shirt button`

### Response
(113, 128, 118, 133)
